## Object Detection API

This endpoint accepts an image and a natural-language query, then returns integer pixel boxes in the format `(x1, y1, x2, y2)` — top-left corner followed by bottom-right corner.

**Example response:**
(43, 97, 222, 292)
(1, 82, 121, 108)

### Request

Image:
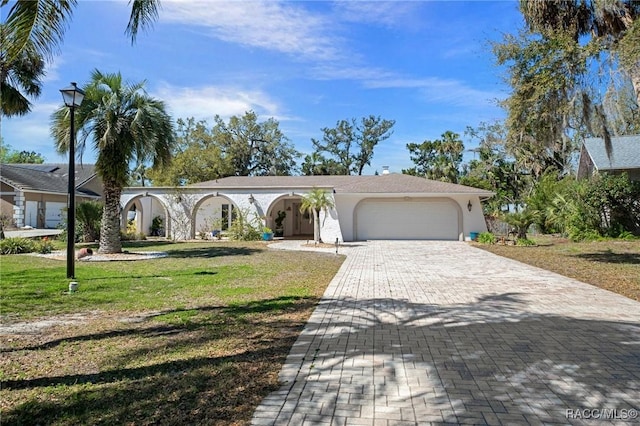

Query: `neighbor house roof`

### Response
(582, 135, 640, 171)
(0, 163, 100, 196)
(189, 173, 494, 196)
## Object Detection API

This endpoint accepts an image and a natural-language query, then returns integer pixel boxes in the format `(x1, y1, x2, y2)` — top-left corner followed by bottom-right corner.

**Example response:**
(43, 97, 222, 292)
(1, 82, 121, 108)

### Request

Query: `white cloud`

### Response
(160, 0, 344, 61)
(332, 0, 421, 28)
(363, 76, 504, 108)
(153, 83, 284, 121)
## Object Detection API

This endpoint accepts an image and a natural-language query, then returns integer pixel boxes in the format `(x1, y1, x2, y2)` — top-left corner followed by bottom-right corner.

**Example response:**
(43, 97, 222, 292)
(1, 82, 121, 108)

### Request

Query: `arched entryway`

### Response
(192, 194, 238, 239)
(121, 194, 169, 238)
(266, 194, 313, 238)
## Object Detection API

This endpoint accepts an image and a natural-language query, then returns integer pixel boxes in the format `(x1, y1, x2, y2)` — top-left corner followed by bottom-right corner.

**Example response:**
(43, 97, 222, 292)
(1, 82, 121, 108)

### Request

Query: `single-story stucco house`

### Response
(121, 172, 493, 242)
(577, 135, 640, 181)
(0, 163, 102, 229)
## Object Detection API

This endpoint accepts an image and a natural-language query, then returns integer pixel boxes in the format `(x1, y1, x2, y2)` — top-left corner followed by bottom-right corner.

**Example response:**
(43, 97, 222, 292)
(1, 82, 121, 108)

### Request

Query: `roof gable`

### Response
(582, 135, 640, 171)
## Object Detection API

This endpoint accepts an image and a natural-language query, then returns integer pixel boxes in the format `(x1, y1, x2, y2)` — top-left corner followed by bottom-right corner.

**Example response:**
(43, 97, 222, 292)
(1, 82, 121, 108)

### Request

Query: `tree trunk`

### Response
(313, 208, 322, 243)
(628, 62, 640, 110)
(99, 181, 123, 254)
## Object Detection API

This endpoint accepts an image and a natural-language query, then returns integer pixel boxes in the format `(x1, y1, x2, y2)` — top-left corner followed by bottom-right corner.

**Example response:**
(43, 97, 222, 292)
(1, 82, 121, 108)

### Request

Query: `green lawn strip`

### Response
(476, 237, 640, 302)
(1, 242, 344, 425)
(1, 242, 336, 318)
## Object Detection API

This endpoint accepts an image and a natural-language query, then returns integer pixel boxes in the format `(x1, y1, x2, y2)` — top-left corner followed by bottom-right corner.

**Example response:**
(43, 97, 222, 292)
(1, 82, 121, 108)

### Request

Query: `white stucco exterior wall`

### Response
(121, 186, 488, 242)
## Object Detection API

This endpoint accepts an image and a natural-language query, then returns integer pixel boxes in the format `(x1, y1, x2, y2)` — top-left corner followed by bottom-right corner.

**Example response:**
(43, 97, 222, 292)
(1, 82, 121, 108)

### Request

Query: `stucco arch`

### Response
(191, 193, 239, 238)
(121, 193, 170, 238)
(263, 192, 316, 237)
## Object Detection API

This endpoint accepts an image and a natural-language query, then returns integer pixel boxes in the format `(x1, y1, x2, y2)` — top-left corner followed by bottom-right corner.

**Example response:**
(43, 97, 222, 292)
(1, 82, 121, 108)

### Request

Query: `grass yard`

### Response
(475, 236, 640, 302)
(0, 241, 344, 425)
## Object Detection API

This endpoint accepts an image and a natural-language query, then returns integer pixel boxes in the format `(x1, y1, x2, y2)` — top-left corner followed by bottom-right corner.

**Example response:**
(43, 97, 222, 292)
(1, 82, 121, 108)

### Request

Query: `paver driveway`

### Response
(253, 241, 640, 425)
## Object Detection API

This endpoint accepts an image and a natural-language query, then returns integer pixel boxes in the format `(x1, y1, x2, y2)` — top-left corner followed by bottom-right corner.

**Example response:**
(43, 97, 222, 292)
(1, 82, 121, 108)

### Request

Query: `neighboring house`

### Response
(0, 163, 102, 229)
(121, 172, 493, 242)
(577, 135, 640, 181)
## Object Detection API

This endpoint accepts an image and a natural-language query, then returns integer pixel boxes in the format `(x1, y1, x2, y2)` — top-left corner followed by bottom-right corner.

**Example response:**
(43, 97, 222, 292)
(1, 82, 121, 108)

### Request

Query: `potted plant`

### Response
(274, 210, 286, 237)
(262, 226, 273, 241)
(150, 215, 163, 236)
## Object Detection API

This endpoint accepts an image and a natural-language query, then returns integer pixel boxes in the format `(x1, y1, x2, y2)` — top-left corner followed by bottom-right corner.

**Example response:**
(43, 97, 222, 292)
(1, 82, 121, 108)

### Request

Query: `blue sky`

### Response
(2, 0, 524, 175)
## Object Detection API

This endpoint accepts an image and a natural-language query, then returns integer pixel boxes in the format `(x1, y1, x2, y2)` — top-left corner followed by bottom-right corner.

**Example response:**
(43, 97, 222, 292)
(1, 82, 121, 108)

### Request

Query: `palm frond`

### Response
(125, 0, 160, 44)
(3, 0, 76, 62)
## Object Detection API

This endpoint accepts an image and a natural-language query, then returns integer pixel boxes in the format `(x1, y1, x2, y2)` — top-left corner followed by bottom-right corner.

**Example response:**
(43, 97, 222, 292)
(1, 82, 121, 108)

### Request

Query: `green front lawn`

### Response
(0, 241, 344, 425)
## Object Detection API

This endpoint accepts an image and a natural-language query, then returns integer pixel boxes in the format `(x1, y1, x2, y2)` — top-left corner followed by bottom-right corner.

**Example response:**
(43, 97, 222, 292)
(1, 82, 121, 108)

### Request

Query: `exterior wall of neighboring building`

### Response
(577, 144, 595, 179)
(0, 181, 16, 227)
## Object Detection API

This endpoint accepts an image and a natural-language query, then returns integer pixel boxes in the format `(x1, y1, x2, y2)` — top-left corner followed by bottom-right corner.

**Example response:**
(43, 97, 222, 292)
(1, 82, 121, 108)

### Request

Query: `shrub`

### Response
(0, 237, 35, 255)
(77, 201, 102, 242)
(515, 238, 536, 246)
(227, 209, 262, 241)
(121, 231, 147, 241)
(501, 209, 539, 240)
(477, 232, 496, 244)
(33, 238, 54, 254)
(617, 231, 637, 241)
(569, 229, 602, 242)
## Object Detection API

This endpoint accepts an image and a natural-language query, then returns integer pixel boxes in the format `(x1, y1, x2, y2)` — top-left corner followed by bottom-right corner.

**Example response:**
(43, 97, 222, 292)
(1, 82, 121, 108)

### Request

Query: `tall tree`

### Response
(403, 131, 464, 183)
(310, 115, 395, 175)
(1, 141, 45, 163)
(148, 117, 233, 185)
(0, 24, 45, 118)
(51, 70, 175, 254)
(301, 152, 344, 176)
(461, 122, 530, 212)
(212, 111, 300, 176)
(493, 29, 585, 174)
(299, 188, 334, 244)
(519, 0, 640, 106)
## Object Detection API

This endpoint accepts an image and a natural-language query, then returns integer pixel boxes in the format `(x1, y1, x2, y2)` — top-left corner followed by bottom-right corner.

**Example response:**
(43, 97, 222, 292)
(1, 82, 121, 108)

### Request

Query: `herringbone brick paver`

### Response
(253, 241, 640, 425)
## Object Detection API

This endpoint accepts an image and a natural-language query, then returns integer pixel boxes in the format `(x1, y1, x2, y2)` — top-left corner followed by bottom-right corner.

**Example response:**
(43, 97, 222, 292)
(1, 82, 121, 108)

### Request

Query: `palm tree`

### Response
(299, 188, 335, 244)
(51, 69, 175, 253)
(0, 24, 45, 117)
(2, 0, 160, 63)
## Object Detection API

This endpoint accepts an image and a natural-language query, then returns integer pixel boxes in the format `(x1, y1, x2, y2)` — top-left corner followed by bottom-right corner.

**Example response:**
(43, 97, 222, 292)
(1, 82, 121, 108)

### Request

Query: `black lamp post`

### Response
(60, 82, 85, 279)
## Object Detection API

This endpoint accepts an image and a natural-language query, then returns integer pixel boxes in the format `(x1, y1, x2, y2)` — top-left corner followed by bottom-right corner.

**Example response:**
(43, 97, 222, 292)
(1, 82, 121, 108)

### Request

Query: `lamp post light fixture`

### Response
(60, 82, 85, 279)
(467, 200, 473, 212)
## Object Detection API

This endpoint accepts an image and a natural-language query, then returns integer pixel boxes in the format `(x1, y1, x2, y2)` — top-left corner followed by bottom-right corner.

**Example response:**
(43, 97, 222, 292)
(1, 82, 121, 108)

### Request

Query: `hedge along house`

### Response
(0, 163, 102, 229)
(120, 173, 493, 242)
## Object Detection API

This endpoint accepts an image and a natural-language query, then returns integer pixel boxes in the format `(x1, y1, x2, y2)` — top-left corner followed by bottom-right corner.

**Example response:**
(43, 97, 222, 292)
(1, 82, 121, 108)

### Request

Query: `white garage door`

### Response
(45, 202, 67, 228)
(355, 199, 459, 240)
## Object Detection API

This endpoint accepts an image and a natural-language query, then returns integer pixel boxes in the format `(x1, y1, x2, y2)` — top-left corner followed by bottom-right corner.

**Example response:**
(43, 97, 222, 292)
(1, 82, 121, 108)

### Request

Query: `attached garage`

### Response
(355, 198, 461, 240)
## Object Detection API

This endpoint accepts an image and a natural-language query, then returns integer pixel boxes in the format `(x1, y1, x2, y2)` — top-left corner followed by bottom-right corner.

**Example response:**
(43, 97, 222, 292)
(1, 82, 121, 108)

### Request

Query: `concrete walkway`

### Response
(4, 228, 63, 239)
(253, 241, 640, 425)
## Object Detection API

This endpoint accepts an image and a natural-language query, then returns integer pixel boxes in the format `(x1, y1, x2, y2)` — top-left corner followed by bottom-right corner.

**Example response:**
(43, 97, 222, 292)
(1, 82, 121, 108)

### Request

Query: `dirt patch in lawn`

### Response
(475, 237, 640, 302)
(0, 300, 320, 425)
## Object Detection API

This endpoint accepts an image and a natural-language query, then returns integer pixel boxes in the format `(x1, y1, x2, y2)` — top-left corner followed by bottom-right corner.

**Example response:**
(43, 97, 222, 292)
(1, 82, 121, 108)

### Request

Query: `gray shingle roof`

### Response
(0, 163, 99, 196)
(190, 174, 494, 195)
(583, 135, 640, 171)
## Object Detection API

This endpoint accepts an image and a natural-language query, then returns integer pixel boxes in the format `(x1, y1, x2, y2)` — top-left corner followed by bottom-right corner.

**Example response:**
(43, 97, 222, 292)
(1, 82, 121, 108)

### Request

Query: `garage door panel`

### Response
(45, 202, 66, 228)
(356, 200, 458, 240)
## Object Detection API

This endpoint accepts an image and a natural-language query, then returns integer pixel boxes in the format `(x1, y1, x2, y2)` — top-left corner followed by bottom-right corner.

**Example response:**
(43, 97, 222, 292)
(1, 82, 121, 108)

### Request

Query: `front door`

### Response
(292, 203, 313, 235)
